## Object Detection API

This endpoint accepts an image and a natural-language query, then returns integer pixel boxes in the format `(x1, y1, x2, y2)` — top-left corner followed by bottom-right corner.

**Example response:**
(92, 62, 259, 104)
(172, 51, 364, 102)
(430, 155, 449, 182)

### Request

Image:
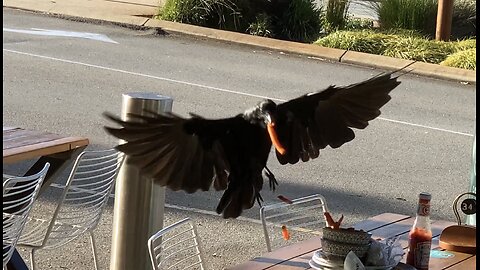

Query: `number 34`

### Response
(461, 198, 476, 215)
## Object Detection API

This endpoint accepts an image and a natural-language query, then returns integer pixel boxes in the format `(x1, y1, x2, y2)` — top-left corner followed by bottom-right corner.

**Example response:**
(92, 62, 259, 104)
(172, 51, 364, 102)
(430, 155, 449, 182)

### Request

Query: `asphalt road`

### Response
(2, 8, 476, 270)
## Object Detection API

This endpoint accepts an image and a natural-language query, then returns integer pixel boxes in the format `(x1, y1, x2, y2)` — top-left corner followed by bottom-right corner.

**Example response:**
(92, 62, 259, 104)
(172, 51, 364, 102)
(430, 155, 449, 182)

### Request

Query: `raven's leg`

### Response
(264, 166, 278, 191)
(255, 192, 264, 206)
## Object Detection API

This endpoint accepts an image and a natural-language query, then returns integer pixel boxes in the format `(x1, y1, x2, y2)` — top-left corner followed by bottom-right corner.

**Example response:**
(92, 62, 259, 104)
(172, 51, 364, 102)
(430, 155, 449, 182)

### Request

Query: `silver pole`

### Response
(110, 93, 173, 270)
(465, 122, 476, 226)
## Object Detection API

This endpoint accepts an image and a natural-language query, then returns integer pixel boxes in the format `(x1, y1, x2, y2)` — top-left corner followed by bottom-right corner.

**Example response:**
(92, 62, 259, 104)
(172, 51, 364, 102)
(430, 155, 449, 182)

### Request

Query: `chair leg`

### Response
(30, 249, 36, 270)
(89, 231, 100, 270)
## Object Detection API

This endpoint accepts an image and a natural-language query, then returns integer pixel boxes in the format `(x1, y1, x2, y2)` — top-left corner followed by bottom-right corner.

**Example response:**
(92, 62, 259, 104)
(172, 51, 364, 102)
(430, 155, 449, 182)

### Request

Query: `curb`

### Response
(143, 19, 477, 85)
(144, 19, 346, 62)
(4, 4, 476, 85)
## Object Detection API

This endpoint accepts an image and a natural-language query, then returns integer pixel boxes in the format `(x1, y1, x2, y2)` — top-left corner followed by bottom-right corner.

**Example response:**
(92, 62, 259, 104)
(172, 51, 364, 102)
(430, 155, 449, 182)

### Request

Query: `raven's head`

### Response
(244, 99, 286, 155)
(243, 99, 277, 127)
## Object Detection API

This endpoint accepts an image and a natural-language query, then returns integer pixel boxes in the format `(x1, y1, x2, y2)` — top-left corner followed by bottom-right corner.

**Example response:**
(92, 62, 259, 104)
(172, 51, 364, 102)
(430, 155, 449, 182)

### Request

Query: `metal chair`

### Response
(259, 194, 329, 252)
(148, 218, 206, 270)
(16, 149, 125, 270)
(3, 163, 50, 269)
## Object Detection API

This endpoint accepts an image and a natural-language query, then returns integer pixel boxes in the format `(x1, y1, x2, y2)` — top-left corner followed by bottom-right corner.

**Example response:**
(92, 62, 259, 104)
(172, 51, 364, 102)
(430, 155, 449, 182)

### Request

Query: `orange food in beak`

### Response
(267, 122, 286, 155)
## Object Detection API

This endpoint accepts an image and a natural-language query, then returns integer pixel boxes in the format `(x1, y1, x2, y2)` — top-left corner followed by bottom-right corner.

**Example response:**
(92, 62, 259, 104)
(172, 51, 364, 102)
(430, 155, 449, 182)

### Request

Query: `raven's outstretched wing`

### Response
(104, 112, 233, 193)
(274, 71, 401, 165)
(103, 112, 272, 218)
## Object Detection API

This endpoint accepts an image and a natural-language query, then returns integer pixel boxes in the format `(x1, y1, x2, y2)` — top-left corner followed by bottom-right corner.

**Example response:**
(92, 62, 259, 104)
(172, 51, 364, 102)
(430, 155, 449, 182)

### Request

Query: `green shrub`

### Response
(159, 0, 211, 25)
(324, 0, 350, 31)
(343, 17, 374, 31)
(203, 0, 244, 31)
(372, 0, 438, 37)
(159, 0, 323, 42)
(315, 31, 476, 68)
(453, 38, 476, 51)
(451, 0, 476, 39)
(275, 0, 324, 43)
(159, 0, 252, 31)
(247, 13, 273, 37)
(382, 37, 455, 63)
(381, 28, 425, 38)
(440, 48, 476, 70)
(315, 30, 397, 54)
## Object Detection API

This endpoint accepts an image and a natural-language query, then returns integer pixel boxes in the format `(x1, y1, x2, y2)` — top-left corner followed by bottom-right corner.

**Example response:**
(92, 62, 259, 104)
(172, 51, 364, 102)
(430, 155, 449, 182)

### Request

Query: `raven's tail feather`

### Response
(216, 176, 263, 218)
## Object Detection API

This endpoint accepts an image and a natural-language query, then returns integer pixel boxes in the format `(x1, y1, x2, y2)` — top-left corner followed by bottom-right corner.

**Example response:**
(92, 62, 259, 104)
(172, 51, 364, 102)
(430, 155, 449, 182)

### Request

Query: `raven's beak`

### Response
(265, 114, 286, 155)
(265, 114, 272, 125)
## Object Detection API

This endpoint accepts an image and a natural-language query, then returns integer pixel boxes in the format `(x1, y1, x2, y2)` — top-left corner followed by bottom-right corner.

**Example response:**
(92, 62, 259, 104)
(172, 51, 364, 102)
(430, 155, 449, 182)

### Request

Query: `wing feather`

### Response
(103, 112, 233, 192)
(212, 141, 229, 190)
(275, 70, 402, 165)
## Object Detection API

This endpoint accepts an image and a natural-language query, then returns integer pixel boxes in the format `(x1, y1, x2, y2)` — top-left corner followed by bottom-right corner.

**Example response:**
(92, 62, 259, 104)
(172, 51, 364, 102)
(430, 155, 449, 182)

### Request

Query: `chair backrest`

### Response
(452, 192, 476, 226)
(22, 149, 124, 248)
(148, 218, 206, 270)
(3, 163, 50, 267)
(260, 194, 329, 252)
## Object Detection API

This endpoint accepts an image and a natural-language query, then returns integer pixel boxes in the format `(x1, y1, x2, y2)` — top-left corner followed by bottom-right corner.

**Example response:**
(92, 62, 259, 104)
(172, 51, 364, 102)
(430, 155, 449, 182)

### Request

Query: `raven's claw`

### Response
(256, 192, 264, 206)
(264, 166, 278, 191)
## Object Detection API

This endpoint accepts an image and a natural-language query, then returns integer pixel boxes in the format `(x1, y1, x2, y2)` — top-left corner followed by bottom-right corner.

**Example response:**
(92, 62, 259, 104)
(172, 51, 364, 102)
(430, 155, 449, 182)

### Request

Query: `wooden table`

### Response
(3, 126, 89, 194)
(230, 213, 476, 270)
(3, 126, 89, 270)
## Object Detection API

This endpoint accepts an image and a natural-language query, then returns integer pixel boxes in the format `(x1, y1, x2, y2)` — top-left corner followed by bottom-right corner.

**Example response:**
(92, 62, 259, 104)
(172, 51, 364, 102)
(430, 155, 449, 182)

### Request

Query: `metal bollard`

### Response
(110, 93, 173, 270)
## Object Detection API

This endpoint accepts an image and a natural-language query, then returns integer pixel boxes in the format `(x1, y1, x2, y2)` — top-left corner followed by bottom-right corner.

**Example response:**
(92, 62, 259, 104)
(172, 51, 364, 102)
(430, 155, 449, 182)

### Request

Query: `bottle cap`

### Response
(419, 192, 431, 201)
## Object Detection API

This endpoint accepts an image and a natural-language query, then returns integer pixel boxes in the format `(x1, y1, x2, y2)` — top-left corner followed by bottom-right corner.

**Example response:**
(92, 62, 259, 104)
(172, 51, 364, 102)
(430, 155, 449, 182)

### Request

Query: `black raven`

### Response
(103, 69, 404, 218)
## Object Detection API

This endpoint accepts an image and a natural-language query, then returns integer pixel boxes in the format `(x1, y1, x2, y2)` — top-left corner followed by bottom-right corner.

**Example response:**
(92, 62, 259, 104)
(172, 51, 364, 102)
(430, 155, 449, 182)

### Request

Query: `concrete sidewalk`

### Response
(3, 0, 476, 84)
(15, 190, 268, 270)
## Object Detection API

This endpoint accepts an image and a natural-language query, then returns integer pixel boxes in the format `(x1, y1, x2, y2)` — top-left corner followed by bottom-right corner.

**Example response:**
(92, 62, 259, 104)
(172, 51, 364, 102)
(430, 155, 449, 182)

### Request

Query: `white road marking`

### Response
(3, 49, 474, 137)
(376, 117, 473, 136)
(3, 27, 118, 44)
(3, 49, 281, 101)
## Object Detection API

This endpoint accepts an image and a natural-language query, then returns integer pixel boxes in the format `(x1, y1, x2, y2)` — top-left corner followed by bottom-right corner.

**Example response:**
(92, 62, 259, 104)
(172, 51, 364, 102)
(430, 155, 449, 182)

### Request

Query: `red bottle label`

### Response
(417, 201, 430, 216)
(407, 228, 432, 270)
(414, 241, 431, 269)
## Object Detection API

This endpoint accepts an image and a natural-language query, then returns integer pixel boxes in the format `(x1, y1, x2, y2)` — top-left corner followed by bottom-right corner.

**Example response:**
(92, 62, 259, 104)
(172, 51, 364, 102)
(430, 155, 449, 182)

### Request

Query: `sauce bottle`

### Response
(406, 192, 432, 270)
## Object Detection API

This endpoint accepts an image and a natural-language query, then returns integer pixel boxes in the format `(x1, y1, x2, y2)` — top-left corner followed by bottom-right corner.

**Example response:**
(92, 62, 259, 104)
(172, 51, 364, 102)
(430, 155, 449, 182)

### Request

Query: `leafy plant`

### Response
(343, 17, 374, 31)
(159, 0, 247, 31)
(315, 30, 397, 54)
(275, 0, 324, 43)
(247, 13, 273, 37)
(315, 30, 476, 68)
(440, 48, 476, 70)
(159, 0, 324, 42)
(382, 37, 455, 63)
(453, 38, 476, 51)
(324, 0, 350, 31)
(381, 28, 425, 38)
(371, 0, 438, 37)
(204, 0, 243, 31)
(160, 0, 211, 25)
(451, 0, 476, 38)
